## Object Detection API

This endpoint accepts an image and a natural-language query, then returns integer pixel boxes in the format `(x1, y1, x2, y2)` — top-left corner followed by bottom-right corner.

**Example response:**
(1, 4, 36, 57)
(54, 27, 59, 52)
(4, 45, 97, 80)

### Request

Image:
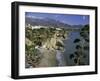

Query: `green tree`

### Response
(69, 24, 89, 65)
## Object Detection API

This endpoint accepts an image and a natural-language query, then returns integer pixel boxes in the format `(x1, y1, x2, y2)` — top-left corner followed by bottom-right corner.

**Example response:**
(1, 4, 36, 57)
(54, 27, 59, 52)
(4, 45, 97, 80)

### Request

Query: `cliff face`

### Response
(25, 25, 68, 68)
(37, 32, 68, 67)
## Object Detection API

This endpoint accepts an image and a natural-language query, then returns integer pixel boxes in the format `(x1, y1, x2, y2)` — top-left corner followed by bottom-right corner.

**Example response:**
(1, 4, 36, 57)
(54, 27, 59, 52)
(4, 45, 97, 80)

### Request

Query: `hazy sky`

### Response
(25, 12, 89, 25)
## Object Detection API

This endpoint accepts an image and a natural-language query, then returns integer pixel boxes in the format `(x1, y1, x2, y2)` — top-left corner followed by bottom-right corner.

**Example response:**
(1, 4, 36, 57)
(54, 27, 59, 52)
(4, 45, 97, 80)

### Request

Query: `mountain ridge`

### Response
(25, 17, 84, 29)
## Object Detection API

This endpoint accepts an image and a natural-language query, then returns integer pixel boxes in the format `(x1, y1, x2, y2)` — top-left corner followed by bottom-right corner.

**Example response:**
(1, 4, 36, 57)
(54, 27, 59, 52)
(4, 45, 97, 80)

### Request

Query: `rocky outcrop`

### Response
(25, 25, 68, 68)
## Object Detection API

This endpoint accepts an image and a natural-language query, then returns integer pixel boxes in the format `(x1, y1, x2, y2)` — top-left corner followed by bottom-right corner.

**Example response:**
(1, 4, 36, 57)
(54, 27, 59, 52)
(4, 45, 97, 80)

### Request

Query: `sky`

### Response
(25, 12, 89, 25)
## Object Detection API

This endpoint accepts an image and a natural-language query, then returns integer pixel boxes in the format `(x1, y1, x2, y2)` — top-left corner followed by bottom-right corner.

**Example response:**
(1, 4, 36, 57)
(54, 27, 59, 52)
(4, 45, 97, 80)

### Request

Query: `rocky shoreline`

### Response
(25, 25, 68, 68)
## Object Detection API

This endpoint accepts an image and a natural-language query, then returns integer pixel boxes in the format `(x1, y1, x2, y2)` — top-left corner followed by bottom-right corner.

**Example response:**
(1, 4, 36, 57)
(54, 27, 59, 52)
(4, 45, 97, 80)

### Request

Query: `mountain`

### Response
(25, 17, 71, 28)
(72, 25, 84, 28)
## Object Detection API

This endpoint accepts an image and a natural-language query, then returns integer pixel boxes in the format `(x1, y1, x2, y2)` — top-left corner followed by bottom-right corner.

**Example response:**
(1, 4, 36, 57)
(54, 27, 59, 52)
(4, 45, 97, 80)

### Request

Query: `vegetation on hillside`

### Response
(25, 25, 68, 68)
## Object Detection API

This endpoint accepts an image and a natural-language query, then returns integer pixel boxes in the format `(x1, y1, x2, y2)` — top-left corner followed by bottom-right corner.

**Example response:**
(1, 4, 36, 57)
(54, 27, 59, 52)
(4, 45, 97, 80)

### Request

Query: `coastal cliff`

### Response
(25, 25, 68, 68)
